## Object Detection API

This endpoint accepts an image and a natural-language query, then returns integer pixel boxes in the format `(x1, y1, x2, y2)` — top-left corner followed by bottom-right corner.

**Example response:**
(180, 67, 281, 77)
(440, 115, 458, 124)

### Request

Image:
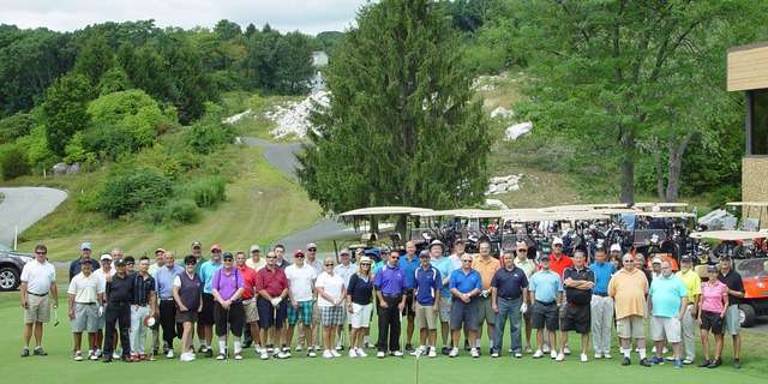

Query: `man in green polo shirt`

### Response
(649, 261, 687, 368)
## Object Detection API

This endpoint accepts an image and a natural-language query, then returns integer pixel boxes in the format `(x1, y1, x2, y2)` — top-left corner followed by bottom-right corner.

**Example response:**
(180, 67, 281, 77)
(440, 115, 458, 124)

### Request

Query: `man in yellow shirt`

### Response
(473, 240, 500, 353)
(675, 255, 700, 364)
(608, 253, 651, 367)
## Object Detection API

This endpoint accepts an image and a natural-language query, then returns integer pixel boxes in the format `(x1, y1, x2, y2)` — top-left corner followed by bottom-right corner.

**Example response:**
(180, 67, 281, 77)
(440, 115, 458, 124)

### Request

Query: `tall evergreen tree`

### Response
(298, 0, 490, 215)
(42, 73, 92, 156)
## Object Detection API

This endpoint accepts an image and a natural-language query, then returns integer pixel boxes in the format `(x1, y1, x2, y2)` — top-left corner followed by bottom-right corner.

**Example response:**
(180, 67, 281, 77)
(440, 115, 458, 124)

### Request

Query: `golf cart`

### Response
(688, 230, 768, 327)
(337, 206, 433, 260)
(410, 209, 506, 256)
(726, 201, 768, 232)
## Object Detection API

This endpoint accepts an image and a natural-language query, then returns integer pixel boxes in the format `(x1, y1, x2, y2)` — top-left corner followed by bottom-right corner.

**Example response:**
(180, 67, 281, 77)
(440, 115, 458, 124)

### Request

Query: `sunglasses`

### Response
(295, 255, 305, 258)
(517, 249, 528, 252)
(266, 256, 277, 259)
(35, 251, 47, 255)
(308, 248, 317, 252)
(462, 260, 472, 263)
(325, 264, 334, 267)
(126, 262, 135, 266)
(360, 263, 371, 266)
(223, 258, 234, 262)
(554, 244, 562, 247)
(186, 262, 197, 266)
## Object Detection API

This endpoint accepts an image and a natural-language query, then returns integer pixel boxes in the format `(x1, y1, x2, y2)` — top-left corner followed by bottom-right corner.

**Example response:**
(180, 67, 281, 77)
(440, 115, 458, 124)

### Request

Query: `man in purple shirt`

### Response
(212, 252, 244, 360)
(374, 249, 406, 358)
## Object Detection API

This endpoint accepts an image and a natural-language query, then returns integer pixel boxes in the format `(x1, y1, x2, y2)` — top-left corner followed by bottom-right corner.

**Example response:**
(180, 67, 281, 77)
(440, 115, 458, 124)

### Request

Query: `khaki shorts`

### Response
(244, 300, 259, 323)
(477, 296, 495, 326)
(724, 305, 741, 336)
(650, 316, 681, 343)
(24, 294, 50, 324)
(71, 303, 99, 333)
(438, 296, 452, 323)
(616, 316, 645, 339)
(415, 303, 438, 330)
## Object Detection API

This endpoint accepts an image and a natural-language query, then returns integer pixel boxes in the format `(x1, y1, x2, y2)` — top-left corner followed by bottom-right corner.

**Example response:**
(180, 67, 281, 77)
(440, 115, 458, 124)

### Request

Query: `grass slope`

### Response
(13, 145, 321, 261)
(0, 292, 764, 384)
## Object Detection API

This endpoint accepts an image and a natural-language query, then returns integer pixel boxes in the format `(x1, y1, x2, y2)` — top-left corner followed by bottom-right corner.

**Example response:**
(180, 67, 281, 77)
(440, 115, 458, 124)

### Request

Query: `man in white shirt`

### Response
(246, 244, 266, 271)
(334, 249, 358, 350)
(20, 244, 58, 357)
(284, 250, 318, 358)
(92, 254, 116, 358)
(67, 261, 105, 360)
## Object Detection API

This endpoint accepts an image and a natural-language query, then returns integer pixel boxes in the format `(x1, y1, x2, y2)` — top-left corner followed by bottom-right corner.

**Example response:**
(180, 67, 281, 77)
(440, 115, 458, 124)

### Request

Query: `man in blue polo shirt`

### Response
(649, 261, 687, 368)
(197, 245, 223, 357)
(412, 250, 441, 358)
(590, 246, 616, 359)
(374, 249, 406, 358)
(429, 240, 454, 355)
(448, 254, 482, 358)
(529, 255, 562, 360)
(399, 241, 420, 352)
(490, 249, 528, 358)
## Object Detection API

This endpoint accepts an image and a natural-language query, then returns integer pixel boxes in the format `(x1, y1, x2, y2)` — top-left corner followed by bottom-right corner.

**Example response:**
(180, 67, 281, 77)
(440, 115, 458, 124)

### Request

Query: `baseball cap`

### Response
(552, 237, 564, 246)
(306, 242, 318, 250)
(115, 259, 126, 267)
(706, 264, 718, 273)
(429, 239, 445, 249)
(154, 247, 166, 254)
(540, 255, 551, 262)
(222, 252, 234, 260)
(339, 248, 350, 256)
(419, 250, 430, 258)
(80, 242, 93, 251)
(294, 250, 305, 258)
(210, 244, 222, 252)
(191, 241, 202, 249)
(250, 244, 261, 253)
(680, 255, 692, 263)
(610, 243, 622, 253)
(651, 257, 662, 264)
(359, 256, 372, 264)
(100, 254, 113, 261)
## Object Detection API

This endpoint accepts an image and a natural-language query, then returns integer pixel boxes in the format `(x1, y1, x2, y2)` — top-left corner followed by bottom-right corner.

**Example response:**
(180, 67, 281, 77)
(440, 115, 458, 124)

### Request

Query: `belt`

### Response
(108, 301, 130, 306)
(500, 296, 522, 301)
(76, 302, 97, 305)
(593, 292, 608, 297)
(382, 294, 402, 299)
(28, 291, 48, 297)
(535, 300, 556, 306)
(160, 298, 175, 301)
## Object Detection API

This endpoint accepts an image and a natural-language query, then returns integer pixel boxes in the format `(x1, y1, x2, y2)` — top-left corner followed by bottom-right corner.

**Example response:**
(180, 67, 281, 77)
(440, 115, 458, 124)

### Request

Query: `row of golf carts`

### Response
(335, 202, 768, 327)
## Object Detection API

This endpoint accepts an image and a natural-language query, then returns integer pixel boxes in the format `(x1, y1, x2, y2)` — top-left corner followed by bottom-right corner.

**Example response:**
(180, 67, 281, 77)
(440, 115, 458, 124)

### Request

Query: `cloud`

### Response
(0, 0, 369, 34)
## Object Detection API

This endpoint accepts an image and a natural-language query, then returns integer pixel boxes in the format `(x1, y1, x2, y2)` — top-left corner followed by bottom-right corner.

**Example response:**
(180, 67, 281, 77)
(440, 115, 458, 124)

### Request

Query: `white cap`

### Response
(100, 254, 113, 261)
(652, 257, 663, 264)
(610, 244, 622, 253)
(552, 237, 563, 246)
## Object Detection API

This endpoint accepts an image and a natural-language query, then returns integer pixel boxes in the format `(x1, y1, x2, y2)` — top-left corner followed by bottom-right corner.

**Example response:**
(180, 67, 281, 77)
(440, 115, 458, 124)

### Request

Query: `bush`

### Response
(97, 166, 173, 218)
(184, 109, 235, 155)
(14, 125, 58, 171)
(143, 199, 200, 225)
(0, 112, 35, 144)
(0, 144, 30, 180)
(185, 176, 227, 208)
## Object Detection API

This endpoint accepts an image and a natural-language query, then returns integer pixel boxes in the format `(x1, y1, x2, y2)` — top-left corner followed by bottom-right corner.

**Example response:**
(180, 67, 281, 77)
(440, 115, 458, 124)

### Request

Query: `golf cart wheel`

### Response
(739, 304, 756, 328)
(0, 266, 20, 291)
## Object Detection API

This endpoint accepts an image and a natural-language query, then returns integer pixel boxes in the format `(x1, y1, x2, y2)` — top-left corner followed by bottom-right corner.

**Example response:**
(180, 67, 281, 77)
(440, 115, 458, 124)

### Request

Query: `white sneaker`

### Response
(94, 349, 103, 358)
(216, 353, 226, 361)
(542, 344, 551, 353)
(234, 353, 243, 360)
(392, 350, 403, 357)
(331, 349, 341, 358)
(563, 346, 571, 355)
(323, 350, 333, 359)
(166, 349, 174, 359)
(260, 351, 270, 360)
(349, 349, 358, 358)
(295, 345, 303, 352)
(514, 352, 523, 358)
(112, 352, 121, 360)
(308, 351, 317, 358)
(427, 347, 437, 358)
(580, 353, 588, 362)
(550, 350, 558, 359)
(491, 350, 499, 358)
(411, 346, 425, 357)
(180, 352, 193, 362)
(470, 348, 479, 358)
(277, 351, 290, 359)
(449, 347, 459, 358)
(356, 348, 367, 358)
(556, 352, 565, 362)
(73, 351, 83, 361)
(376, 351, 386, 358)
(604, 352, 612, 359)
(533, 349, 544, 359)
(594, 353, 603, 359)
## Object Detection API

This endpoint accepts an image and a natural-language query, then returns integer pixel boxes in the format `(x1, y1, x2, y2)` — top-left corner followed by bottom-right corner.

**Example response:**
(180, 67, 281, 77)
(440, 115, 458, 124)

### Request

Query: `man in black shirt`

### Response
(69, 242, 99, 282)
(103, 259, 134, 363)
(559, 251, 594, 362)
(718, 256, 745, 369)
(490, 250, 529, 358)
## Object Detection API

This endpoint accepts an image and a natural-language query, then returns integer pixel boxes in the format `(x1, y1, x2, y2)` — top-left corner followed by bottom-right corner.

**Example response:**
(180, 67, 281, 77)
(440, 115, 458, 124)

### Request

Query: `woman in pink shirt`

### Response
(697, 265, 728, 368)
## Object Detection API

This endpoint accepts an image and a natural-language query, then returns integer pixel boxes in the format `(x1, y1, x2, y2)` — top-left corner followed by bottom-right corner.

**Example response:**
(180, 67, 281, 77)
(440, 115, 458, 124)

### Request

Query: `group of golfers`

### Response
(18, 237, 746, 369)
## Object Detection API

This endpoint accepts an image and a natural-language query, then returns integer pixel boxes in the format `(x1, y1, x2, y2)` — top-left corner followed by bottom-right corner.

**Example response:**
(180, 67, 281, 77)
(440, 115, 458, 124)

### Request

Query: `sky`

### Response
(0, 0, 369, 35)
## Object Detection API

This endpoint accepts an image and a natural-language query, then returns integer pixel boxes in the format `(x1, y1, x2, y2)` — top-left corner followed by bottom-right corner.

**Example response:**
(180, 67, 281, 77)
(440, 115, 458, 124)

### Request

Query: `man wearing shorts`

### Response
(197, 244, 223, 357)
(429, 240, 454, 355)
(490, 249, 528, 358)
(334, 248, 358, 350)
(412, 250, 441, 358)
(448, 254, 482, 358)
(559, 251, 594, 362)
(718, 256, 744, 369)
(255, 251, 289, 359)
(20, 244, 58, 358)
(284, 250, 318, 358)
(472, 240, 500, 354)
(608, 253, 651, 367)
(529, 255, 562, 360)
(649, 261, 687, 368)
(236, 251, 261, 354)
(67, 255, 104, 361)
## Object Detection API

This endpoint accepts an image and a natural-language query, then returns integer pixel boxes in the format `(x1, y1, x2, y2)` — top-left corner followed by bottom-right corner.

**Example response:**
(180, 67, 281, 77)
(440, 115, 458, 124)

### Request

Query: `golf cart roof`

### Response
(540, 204, 594, 212)
(338, 206, 433, 217)
(635, 211, 696, 219)
(688, 230, 767, 241)
(633, 202, 689, 208)
(503, 211, 609, 222)
(595, 208, 641, 215)
(726, 201, 768, 207)
(585, 203, 631, 209)
(411, 209, 503, 219)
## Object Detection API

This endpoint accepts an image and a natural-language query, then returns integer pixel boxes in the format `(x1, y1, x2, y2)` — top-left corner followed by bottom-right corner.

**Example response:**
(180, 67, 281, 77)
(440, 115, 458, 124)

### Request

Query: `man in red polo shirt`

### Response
(235, 251, 261, 353)
(255, 252, 289, 359)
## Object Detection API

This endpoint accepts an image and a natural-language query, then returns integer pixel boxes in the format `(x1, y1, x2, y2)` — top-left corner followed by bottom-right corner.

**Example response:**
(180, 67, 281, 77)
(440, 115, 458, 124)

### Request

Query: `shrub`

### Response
(184, 118, 235, 155)
(97, 166, 173, 218)
(14, 125, 58, 171)
(0, 112, 35, 144)
(185, 176, 227, 208)
(143, 199, 200, 225)
(0, 144, 30, 180)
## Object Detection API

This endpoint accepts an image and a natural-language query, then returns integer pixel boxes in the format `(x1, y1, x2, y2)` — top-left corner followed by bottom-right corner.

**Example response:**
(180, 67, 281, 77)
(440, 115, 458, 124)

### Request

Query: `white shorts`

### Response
(349, 303, 373, 328)
(651, 316, 681, 343)
(616, 316, 645, 339)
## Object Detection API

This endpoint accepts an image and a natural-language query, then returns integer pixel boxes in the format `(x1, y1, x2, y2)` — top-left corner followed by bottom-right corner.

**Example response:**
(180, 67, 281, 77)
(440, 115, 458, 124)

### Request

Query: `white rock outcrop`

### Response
(504, 121, 533, 141)
(264, 90, 330, 139)
(486, 174, 523, 195)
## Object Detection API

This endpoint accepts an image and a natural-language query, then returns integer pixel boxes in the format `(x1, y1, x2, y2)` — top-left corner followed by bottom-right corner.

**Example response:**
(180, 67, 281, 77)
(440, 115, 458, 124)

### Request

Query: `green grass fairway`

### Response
(0, 293, 765, 384)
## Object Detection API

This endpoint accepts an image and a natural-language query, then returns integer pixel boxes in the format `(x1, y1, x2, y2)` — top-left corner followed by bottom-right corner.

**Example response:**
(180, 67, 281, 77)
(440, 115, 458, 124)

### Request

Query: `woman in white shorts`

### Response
(346, 256, 374, 358)
(316, 259, 347, 359)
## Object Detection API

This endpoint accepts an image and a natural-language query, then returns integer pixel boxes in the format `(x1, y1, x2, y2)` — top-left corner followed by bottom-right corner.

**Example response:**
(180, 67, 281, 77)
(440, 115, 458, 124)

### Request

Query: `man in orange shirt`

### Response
(473, 240, 500, 353)
(235, 251, 261, 353)
(608, 253, 651, 367)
